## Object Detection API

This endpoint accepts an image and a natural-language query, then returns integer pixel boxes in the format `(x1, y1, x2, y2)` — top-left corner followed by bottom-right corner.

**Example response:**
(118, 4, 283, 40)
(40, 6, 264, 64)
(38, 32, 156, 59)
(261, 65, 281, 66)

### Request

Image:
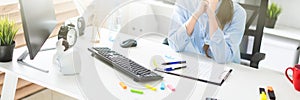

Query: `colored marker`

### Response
(164, 66, 187, 71)
(162, 61, 186, 65)
(160, 82, 165, 90)
(167, 84, 175, 92)
(267, 86, 276, 100)
(259, 88, 267, 100)
(145, 84, 157, 91)
(130, 89, 144, 94)
(260, 92, 267, 100)
(119, 82, 127, 89)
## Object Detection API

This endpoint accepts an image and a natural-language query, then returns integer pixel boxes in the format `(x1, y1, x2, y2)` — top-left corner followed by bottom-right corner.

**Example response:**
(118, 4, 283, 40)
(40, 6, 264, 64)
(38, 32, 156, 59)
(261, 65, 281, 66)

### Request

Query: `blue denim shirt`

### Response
(168, 0, 246, 64)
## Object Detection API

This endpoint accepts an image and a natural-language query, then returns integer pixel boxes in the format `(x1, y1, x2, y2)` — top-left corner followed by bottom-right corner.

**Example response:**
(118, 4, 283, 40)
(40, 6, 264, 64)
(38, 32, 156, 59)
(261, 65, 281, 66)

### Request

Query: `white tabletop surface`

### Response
(0, 37, 84, 99)
(0, 28, 300, 100)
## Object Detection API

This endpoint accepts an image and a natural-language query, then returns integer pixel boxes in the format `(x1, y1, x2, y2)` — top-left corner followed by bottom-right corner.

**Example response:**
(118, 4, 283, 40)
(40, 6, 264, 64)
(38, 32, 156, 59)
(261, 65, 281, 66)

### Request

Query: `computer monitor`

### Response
(19, 0, 57, 59)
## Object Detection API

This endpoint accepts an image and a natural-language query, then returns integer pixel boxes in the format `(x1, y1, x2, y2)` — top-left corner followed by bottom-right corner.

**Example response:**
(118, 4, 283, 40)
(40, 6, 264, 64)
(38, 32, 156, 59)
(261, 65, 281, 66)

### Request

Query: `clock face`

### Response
(67, 28, 77, 47)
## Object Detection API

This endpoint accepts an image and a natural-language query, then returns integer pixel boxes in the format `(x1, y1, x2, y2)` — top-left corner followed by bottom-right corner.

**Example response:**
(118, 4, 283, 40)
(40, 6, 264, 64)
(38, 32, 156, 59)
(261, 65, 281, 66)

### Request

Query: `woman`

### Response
(168, 0, 246, 63)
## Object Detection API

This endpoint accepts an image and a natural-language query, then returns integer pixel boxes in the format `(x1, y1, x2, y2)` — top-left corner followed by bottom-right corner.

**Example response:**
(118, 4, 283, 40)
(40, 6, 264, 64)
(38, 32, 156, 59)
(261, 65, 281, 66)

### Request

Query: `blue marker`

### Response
(160, 82, 165, 90)
(162, 61, 186, 65)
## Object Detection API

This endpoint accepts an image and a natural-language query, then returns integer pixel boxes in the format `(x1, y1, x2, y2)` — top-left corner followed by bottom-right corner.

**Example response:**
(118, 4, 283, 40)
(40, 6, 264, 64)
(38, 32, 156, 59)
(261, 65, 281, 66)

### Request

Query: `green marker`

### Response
(130, 89, 144, 94)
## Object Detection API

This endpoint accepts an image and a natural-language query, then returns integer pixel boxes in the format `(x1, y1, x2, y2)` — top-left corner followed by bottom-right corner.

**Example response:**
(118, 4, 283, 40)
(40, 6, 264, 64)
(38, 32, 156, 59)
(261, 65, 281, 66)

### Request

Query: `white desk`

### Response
(0, 28, 300, 100)
(0, 37, 84, 100)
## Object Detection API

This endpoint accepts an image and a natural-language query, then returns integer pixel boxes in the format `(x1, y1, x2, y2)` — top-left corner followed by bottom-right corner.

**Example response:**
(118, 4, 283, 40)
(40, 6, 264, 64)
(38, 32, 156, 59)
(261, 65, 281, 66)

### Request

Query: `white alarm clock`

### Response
(58, 23, 78, 50)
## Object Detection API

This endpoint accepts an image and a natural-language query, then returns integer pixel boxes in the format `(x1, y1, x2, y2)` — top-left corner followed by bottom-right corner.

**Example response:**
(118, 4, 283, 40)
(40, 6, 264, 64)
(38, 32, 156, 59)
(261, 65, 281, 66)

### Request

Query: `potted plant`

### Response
(0, 16, 19, 62)
(265, 2, 282, 28)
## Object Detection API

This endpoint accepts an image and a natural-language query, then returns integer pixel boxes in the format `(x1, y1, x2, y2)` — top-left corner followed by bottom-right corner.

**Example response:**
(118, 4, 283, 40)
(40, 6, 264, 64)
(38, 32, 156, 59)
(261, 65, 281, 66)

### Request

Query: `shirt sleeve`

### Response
(168, 4, 195, 52)
(209, 6, 247, 64)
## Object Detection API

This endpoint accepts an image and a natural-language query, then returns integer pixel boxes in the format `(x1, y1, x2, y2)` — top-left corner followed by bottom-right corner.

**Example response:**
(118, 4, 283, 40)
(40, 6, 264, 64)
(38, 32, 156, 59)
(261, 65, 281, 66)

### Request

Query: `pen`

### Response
(155, 68, 221, 86)
(219, 69, 233, 85)
(173, 66, 187, 70)
(155, 68, 232, 86)
(162, 61, 186, 65)
(164, 66, 187, 71)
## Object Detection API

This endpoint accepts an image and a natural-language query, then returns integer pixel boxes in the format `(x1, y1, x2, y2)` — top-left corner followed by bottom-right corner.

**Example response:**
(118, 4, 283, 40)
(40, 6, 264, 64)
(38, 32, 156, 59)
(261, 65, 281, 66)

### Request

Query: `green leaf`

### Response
(0, 16, 19, 46)
(267, 2, 282, 19)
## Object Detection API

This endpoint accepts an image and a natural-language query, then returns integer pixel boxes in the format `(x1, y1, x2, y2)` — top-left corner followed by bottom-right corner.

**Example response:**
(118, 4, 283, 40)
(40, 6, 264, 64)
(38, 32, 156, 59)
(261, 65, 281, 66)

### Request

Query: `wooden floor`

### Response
(0, 72, 46, 100)
(0, 0, 79, 99)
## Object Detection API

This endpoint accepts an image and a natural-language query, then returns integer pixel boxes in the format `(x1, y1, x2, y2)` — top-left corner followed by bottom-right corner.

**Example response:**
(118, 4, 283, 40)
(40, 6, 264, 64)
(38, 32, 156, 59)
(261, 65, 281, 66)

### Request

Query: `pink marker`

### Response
(167, 84, 175, 92)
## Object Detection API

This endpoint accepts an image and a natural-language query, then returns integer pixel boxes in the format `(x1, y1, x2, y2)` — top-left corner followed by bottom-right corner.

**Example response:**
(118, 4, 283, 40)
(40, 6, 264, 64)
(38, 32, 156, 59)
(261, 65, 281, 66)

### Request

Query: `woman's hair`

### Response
(216, 0, 234, 30)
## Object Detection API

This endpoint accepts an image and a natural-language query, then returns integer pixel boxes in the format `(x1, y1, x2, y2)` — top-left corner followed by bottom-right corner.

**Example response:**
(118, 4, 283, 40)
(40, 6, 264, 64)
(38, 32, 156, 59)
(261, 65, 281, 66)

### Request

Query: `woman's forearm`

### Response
(207, 9, 219, 39)
(185, 14, 199, 36)
(185, 0, 208, 36)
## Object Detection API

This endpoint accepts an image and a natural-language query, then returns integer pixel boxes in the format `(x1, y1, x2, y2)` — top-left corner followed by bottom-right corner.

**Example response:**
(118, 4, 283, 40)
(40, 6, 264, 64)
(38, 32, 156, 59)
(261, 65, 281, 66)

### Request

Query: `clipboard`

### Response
(154, 68, 232, 86)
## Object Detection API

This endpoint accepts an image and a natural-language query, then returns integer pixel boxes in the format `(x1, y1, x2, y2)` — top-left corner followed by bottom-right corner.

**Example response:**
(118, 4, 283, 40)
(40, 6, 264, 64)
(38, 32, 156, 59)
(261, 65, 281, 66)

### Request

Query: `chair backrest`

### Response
(239, 0, 269, 68)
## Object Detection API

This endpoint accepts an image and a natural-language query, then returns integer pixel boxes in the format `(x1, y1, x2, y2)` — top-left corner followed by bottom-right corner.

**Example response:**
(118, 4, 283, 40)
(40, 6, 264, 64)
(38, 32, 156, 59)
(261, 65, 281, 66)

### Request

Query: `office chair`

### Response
(162, 0, 269, 68)
(239, 0, 268, 68)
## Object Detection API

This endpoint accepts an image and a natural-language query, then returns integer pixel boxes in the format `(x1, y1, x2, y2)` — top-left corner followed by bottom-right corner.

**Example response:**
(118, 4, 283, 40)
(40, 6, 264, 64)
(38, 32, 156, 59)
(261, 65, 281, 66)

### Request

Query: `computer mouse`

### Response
(120, 39, 137, 48)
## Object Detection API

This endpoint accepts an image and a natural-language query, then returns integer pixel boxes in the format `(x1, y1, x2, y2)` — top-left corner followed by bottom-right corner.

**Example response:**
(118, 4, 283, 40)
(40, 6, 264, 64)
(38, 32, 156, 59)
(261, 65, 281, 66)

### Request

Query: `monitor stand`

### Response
(17, 48, 56, 73)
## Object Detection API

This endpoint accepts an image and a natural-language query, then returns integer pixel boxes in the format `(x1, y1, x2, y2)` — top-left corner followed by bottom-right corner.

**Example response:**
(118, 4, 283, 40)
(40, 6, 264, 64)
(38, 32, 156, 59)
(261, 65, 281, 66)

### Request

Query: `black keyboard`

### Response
(88, 47, 163, 82)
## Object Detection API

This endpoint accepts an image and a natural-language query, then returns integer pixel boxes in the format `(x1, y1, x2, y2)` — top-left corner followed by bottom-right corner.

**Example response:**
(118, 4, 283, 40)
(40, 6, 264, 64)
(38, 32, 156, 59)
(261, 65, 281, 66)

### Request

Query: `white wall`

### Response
(0, 0, 17, 5)
(270, 0, 300, 29)
(3, 0, 299, 30)
(240, 0, 300, 29)
(260, 34, 300, 72)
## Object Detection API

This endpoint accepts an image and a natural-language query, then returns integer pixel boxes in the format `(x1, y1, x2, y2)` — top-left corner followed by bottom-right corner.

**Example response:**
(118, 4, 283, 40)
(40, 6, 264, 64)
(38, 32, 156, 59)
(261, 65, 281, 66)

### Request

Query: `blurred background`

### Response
(0, 0, 299, 99)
